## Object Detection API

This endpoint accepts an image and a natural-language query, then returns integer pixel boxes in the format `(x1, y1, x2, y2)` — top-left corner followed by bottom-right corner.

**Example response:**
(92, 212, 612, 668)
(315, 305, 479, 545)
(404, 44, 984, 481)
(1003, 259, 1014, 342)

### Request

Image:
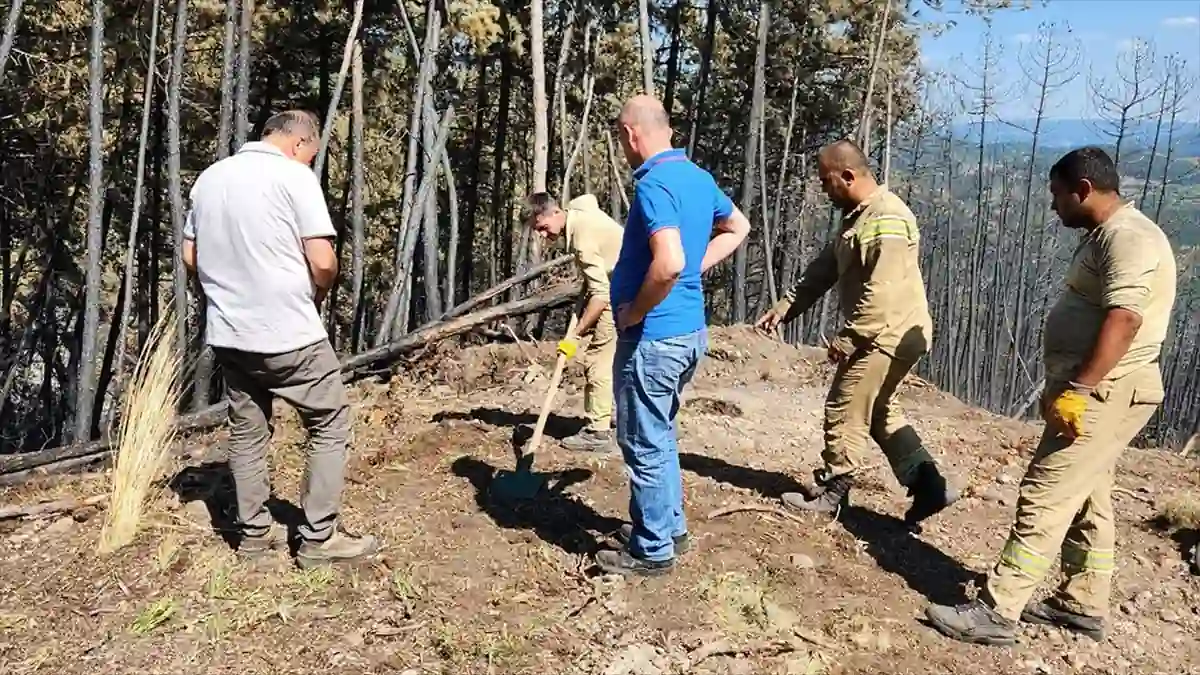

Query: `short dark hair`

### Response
(523, 192, 559, 223)
(1049, 146, 1120, 193)
(261, 110, 320, 143)
(819, 139, 870, 172)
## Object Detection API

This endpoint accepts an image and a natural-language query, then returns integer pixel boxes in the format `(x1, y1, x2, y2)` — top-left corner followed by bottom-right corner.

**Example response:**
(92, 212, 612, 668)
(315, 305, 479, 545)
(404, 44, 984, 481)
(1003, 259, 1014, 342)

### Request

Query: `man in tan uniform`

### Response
(525, 192, 623, 451)
(756, 140, 957, 526)
(927, 147, 1177, 646)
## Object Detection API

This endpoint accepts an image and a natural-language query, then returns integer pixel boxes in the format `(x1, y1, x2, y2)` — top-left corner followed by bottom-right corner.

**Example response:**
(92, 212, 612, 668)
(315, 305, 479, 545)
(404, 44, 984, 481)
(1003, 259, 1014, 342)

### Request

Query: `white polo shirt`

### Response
(184, 142, 336, 354)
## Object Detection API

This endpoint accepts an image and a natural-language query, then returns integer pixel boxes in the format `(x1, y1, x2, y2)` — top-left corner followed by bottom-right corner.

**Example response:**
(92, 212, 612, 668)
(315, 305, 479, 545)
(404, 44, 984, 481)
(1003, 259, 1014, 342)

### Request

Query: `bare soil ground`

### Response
(2, 326, 1199, 675)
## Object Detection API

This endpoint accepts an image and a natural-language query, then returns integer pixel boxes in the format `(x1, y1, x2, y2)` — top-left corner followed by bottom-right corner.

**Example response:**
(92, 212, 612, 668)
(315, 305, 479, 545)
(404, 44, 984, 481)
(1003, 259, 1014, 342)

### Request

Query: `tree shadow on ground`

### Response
(679, 452, 806, 499)
(679, 451, 980, 605)
(433, 407, 587, 449)
(168, 461, 306, 554)
(451, 455, 625, 559)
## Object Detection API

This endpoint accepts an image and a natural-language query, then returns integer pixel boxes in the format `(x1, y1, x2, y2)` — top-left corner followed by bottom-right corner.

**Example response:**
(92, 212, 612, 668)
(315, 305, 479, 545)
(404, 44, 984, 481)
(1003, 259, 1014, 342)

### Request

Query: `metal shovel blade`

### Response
(489, 452, 548, 501)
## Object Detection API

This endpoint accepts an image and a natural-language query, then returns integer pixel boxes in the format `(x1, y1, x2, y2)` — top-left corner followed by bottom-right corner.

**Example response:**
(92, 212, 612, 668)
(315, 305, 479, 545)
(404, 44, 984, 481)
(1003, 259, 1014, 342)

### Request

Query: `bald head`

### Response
(616, 95, 674, 169)
(620, 95, 670, 130)
(816, 139, 877, 210)
(818, 140, 870, 173)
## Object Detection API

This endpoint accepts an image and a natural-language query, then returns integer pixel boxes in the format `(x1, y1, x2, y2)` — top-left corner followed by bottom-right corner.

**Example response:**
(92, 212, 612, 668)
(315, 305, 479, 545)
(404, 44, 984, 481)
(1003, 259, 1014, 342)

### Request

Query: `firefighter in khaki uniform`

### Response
(757, 140, 958, 526)
(525, 192, 623, 451)
(927, 147, 1177, 646)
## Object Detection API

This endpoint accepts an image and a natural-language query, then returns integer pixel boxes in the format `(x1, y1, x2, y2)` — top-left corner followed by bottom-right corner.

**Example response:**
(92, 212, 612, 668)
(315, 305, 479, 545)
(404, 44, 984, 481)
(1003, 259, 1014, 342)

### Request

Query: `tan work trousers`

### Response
(214, 339, 352, 543)
(823, 346, 933, 486)
(583, 308, 617, 431)
(986, 364, 1163, 621)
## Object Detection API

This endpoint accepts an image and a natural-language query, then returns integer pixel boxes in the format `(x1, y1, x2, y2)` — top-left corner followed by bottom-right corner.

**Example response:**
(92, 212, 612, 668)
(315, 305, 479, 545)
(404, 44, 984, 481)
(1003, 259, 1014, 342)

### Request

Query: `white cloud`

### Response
(1014, 32, 1033, 44)
(1116, 38, 1136, 52)
(1162, 16, 1199, 28)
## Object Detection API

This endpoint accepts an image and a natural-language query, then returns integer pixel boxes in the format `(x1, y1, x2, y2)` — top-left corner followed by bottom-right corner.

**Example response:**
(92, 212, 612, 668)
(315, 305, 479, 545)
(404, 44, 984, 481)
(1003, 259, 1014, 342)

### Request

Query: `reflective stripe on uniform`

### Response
(998, 536, 1053, 579)
(1062, 543, 1115, 573)
(858, 215, 916, 244)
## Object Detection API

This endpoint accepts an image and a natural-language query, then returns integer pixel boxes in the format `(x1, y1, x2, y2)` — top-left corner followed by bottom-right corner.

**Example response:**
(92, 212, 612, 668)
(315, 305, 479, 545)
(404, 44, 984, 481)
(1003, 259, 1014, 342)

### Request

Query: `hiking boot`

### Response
(595, 548, 674, 577)
(904, 462, 960, 526)
(615, 523, 691, 556)
(238, 523, 288, 559)
(296, 530, 380, 569)
(1021, 599, 1105, 642)
(561, 429, 616, 453)
(925, 598, 1018, 646)
(781, 473, 853, 514)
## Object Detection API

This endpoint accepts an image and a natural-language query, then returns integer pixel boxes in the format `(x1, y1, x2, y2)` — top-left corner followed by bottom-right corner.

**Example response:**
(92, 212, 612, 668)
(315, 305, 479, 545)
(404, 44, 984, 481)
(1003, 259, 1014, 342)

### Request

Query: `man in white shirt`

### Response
(182, 110, 376, 569)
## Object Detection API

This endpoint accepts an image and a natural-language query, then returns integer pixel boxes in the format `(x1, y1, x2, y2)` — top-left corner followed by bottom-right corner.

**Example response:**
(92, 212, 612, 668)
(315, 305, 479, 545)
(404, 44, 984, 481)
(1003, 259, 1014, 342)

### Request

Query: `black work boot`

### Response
(595, 549, 674, 577)
(781, 472, 853, 514)
(561, 428, 616, 453)
(925, 598, 1018, 646)
(904, 462, 960, 526)
(614, 523, 691, 556)
(1021, 599, 1105, 642)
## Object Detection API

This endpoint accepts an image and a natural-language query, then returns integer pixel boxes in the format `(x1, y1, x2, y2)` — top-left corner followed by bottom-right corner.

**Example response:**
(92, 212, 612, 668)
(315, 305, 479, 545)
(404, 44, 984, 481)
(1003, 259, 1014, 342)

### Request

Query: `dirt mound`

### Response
(2, 328, 1199, 675)
(685, 396, 745, 418)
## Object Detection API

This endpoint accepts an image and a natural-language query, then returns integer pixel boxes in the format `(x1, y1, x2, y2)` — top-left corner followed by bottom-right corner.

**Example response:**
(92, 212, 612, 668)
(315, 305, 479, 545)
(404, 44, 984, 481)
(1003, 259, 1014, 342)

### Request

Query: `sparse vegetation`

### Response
(98, 311, 184, 554)
(0, 328, 1198, 672)
(1154, 493, 1200, 531)
(130, 597, 177, 635)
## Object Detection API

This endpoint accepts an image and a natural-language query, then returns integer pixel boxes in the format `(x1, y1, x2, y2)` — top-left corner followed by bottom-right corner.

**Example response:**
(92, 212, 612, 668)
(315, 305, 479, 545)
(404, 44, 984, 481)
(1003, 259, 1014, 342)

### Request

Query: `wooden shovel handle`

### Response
(526, 313, 580, 454)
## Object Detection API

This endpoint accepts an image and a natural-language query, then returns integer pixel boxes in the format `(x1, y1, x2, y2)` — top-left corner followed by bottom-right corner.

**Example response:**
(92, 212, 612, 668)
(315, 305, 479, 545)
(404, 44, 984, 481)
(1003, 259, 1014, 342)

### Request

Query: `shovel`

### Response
(490, 313, 580, 502)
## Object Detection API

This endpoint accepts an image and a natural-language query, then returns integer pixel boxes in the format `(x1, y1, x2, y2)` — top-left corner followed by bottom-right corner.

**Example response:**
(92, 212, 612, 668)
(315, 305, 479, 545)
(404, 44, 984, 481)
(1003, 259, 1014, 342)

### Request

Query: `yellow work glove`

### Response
(1045, 388, 1090, 440)
(557, 337, 579, 360)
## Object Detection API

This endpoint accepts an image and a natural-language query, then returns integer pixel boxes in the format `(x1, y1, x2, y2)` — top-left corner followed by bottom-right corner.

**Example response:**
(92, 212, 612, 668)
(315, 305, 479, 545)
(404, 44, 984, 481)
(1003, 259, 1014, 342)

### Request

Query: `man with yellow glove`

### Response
(926, 147, 1177, 646)
(526, 192, 623, 452)
(755, 140, 956, 527)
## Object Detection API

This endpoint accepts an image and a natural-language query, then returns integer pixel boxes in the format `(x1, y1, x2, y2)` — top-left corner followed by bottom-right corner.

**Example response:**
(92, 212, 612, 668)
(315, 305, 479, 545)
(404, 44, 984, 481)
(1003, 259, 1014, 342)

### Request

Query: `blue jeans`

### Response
(613, 328, 707, 562)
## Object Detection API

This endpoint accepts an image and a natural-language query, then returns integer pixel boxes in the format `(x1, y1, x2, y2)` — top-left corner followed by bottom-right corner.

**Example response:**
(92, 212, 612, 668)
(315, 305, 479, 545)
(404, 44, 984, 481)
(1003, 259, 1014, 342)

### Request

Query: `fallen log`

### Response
(343, 283, 574, 372)
(0, 494, 107, 520)
(428, 254, 573, 326)
(0, 283, 576, 480)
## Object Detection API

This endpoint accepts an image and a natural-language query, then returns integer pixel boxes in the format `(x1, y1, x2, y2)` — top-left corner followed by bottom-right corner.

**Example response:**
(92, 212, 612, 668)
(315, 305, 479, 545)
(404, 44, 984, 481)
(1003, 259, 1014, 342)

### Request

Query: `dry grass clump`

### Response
(1153, 493, 1200, 531)
(98, 310, 184, 554)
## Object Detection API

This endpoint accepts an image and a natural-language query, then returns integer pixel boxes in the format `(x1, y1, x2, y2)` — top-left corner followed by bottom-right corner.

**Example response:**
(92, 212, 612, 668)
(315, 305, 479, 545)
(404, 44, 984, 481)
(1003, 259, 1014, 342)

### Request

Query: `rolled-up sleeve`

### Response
(1099, 226, 1159, 314)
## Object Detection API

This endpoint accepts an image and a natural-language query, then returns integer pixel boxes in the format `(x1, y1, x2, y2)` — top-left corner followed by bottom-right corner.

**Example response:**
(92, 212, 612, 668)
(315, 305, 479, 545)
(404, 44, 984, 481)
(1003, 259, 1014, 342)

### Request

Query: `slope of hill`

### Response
(1, 327, 1198, 675)
(951, 118, 1200, 155)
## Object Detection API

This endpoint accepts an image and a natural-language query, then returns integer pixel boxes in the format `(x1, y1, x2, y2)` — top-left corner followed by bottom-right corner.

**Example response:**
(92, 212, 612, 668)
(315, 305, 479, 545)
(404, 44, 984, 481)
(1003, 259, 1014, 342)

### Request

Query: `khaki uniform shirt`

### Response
(1043, 203, 1176, 386)
(564, 194, 624, 302)
(782, 186, 933, 360)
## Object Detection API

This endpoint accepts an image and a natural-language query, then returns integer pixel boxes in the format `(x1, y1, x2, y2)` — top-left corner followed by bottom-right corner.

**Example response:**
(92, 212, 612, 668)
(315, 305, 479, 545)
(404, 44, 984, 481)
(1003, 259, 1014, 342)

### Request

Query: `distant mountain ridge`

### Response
(950, 118, 1200, 154)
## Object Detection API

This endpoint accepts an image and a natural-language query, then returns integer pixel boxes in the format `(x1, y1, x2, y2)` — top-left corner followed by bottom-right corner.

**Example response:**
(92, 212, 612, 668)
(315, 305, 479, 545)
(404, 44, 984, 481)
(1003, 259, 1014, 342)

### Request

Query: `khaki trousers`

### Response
(214, 339, 351, 542)
(986, 364, 1163, 621)
(823, 347, 933, 486)
(582, 308, 616, 431)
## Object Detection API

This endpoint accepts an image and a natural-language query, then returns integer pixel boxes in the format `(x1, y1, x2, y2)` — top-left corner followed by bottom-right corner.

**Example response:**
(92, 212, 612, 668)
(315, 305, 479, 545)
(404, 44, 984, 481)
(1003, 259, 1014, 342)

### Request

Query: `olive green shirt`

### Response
(1043, 203, 1176, 386)
(564, 194, 623, 302)
(781, 186, 933, 360)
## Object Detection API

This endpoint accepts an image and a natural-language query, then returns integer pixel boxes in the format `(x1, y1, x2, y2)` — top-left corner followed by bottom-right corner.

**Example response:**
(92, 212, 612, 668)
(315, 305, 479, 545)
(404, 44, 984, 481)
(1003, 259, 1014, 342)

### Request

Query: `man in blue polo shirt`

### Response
(595, 95, 751, 576)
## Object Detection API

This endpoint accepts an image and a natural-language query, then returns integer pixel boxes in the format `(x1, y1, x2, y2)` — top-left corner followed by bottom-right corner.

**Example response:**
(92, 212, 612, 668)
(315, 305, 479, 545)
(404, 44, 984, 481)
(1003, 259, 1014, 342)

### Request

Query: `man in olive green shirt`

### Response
(926, 147, 1177, 646)
(756, 140, 956, 526)
(526, 192, 624, 451)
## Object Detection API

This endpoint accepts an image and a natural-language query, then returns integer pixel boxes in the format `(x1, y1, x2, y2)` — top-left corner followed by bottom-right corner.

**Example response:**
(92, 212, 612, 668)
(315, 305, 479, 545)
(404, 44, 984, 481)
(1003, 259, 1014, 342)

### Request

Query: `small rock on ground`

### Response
(604, 643, 666, 675)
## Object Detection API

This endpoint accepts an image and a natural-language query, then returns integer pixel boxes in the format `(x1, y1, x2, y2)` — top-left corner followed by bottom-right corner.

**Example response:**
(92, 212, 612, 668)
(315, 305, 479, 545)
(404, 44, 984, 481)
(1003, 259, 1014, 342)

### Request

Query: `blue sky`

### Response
(919, 0, 1200, 120)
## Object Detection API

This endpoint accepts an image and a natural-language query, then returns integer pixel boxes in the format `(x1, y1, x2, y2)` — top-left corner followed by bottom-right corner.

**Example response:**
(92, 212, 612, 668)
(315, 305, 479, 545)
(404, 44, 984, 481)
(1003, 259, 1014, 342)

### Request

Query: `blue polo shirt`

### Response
(611, 148, 734, 341)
